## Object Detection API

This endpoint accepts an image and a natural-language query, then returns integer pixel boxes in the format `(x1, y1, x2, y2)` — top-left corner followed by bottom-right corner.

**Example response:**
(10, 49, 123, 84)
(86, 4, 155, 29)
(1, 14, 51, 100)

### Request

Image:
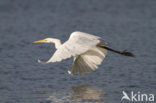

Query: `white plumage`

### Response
(34, 31, 108, 75)
(47, 32, 101, 62)
(71, 47, 107, 75)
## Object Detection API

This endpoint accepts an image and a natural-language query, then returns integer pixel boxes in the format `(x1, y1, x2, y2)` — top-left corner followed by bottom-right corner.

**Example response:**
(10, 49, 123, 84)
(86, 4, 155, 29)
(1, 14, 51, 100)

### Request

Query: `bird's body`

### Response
(34, 31, 134, 75)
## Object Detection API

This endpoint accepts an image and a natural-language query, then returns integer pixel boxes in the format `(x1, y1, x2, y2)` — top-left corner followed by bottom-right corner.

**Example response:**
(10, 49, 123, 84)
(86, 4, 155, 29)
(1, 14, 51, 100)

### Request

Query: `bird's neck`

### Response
(51, 39, 62, 49)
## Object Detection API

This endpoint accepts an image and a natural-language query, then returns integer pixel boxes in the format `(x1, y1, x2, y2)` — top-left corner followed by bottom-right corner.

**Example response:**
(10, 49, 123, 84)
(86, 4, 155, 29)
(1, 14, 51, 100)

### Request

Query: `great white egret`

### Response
(34, 31, 134, 75)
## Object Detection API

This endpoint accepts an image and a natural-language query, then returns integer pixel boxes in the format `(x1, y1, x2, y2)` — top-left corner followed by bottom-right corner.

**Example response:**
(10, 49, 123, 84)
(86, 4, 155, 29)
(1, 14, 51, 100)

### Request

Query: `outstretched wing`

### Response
(39, 31, 101, 64)
(69, 47, 107, 75)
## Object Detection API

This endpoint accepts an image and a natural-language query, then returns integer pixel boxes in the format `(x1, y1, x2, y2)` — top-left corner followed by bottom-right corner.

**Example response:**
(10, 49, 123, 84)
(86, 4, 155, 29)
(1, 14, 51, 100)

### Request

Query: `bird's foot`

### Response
(68, 70, 73, 75)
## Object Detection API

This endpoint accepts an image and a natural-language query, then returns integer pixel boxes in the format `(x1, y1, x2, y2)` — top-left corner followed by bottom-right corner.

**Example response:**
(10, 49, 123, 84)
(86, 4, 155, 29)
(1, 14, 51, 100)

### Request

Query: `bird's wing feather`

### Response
(69, 47, 107, 75)
(40, 31, 101, 64)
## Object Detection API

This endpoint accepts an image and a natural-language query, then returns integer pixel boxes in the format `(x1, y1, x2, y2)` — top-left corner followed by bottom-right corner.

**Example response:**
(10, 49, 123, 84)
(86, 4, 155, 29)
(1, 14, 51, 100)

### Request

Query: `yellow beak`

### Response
(34, 39, 46, 43)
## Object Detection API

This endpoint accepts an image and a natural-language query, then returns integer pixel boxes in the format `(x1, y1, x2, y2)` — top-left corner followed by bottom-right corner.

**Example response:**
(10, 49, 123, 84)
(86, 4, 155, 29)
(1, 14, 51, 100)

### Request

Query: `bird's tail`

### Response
(99, 46, 134, 57)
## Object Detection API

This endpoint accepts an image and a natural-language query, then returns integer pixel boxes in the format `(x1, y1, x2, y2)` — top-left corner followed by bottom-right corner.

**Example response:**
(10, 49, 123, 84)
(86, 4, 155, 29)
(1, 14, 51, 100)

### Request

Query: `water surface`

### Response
(0, 0, 156, 103)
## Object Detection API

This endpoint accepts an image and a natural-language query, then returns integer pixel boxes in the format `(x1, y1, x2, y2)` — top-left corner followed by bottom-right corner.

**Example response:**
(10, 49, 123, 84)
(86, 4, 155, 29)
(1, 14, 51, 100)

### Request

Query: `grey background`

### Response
(0, 0, 156, 103)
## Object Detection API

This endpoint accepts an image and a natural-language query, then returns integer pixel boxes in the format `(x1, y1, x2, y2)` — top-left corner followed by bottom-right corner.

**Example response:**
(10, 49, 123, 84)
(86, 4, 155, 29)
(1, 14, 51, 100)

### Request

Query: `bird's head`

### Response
(34, 38, 57, 43)
(34, 38, 61, 49)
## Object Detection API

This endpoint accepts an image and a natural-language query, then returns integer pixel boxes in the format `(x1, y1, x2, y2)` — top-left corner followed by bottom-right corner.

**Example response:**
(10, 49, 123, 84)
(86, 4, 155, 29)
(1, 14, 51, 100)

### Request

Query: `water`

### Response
(0, 0, 156, 103)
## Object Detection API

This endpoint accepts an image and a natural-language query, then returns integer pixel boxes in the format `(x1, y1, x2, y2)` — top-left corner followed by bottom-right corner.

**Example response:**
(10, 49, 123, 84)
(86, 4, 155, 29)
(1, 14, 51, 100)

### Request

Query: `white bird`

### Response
(34, 31, 134, 75)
